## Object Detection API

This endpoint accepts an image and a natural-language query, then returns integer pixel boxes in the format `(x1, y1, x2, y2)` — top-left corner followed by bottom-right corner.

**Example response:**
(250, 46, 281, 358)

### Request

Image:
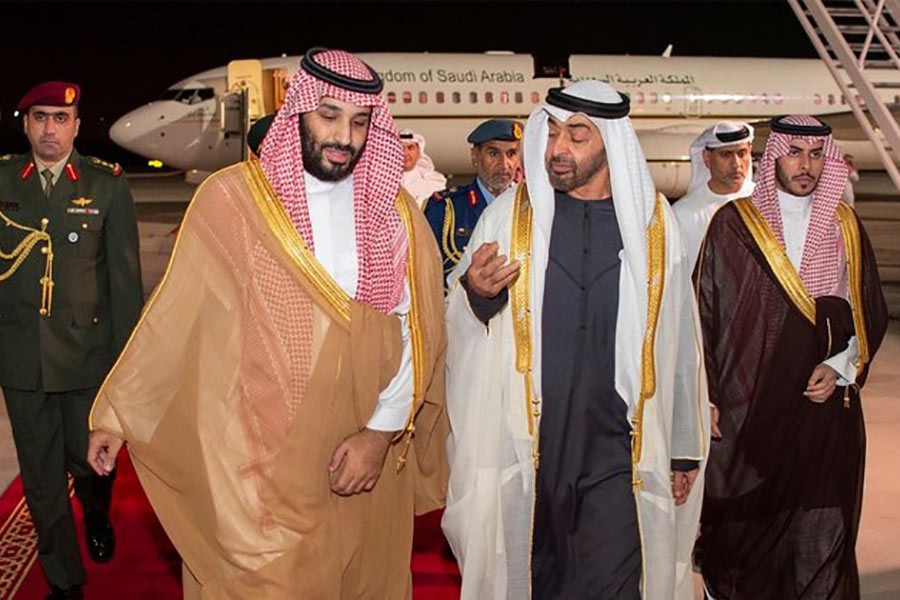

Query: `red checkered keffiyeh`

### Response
(751, 115, 850, 297)
(259, 49, 406, 314)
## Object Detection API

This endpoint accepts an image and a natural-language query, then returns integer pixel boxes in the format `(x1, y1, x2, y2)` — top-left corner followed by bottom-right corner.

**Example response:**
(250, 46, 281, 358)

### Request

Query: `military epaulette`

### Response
(86, 157, 123, 177)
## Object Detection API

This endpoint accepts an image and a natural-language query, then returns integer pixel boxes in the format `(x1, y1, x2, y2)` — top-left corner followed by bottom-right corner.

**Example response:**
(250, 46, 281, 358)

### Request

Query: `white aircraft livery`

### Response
(109, 52, 900, 197)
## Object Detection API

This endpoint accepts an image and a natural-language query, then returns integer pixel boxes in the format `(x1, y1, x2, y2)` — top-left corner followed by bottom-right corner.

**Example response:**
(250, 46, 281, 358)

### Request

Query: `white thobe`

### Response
(401, 167, 447, 210)
(305, 172, 413, 431)
(673, 183, 749, 270)
(777, 190, 859, 385)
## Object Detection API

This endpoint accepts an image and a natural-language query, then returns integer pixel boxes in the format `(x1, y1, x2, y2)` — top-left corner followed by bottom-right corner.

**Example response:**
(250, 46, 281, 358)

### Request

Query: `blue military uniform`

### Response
(423, 118, 522, 290)
(424, 180, 490, 286)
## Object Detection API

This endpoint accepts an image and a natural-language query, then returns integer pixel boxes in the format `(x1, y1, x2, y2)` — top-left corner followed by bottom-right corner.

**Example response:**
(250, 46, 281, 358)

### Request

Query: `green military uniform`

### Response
(0, 150, 143, 589)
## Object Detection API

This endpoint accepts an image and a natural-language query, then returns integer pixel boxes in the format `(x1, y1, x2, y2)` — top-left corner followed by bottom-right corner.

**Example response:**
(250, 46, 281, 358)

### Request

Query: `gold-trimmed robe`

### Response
(695, 199, 888, 599)
(90, 161, 448, 599)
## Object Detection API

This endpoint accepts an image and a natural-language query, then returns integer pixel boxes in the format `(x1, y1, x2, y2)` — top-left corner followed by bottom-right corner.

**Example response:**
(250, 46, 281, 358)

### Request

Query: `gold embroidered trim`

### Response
(507, 184, 539, 599)
(394, 191, 426, 471)
(440, 197, 464, 265)
(734, 198, 815, 325)
(836, 202, 869, 375)
(244, 160, 351, 323)
(509, 184, 540, 467)
(631, 194, 666, 486)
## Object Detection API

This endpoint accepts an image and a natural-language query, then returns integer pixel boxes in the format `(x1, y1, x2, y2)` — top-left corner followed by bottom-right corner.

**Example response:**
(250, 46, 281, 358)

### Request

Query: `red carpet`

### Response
(0, 451, 461, 599)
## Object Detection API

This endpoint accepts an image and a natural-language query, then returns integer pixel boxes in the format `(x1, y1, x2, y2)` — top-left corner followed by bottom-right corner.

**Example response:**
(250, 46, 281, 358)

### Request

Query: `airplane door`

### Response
(684, 85, 703, 118)
(227, 59, 265, 120)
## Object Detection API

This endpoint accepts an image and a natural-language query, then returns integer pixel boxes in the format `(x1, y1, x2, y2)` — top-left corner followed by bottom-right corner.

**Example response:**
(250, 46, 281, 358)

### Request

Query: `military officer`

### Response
(0, 81, 143, 599)
(424, 118, 522, 287)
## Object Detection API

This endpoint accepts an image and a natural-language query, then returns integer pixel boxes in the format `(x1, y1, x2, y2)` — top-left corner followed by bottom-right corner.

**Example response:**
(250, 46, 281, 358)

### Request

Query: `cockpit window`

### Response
(158, 88, 215, 105)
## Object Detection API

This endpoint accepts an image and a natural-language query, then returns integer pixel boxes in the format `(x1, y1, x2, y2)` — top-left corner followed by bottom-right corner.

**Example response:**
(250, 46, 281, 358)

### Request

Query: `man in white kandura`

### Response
(673, 121, 754, 269)
(441, 80, 709, 599)
(399, 128, 447, 208)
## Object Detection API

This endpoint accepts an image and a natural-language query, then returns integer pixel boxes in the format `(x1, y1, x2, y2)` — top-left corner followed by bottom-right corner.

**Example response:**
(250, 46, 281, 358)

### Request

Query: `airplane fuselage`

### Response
(110, 52, 899, 197)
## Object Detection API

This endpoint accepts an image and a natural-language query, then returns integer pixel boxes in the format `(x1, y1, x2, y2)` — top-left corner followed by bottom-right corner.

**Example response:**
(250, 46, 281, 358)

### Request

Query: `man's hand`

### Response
(805, 364, 838, 403)
(710, 405, 722, 440)
(465, 241, 520, 298)
(88, 430, 125, 476)
(671, 469, 699, 506)
(328, 428, 394, 496)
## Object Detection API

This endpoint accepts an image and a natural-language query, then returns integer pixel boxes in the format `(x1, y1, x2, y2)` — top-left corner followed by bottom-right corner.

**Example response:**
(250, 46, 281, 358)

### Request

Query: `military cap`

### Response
(466, 119, 523, 145)
(247, 113, 275, 156)
(17, 81, 81, 112)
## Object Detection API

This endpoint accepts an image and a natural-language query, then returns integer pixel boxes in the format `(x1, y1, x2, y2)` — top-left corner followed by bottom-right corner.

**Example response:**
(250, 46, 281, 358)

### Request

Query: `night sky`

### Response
(0, 0, 815, 167)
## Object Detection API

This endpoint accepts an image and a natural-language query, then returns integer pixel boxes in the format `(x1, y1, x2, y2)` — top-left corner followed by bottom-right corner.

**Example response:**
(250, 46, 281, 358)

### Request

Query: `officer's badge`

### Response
(513, 122, 523, 140)
(71, 197, 92, 208)
(65, 87, 76, 105)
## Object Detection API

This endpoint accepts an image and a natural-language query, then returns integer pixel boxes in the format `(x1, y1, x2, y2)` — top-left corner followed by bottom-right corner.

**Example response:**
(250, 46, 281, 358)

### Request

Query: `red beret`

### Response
(17, 81, 81, 112)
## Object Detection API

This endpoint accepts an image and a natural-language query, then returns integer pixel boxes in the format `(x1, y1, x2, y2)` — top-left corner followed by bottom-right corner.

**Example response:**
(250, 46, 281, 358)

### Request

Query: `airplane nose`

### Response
(109, 116, 131, 147)
(109, 104, 161, 154)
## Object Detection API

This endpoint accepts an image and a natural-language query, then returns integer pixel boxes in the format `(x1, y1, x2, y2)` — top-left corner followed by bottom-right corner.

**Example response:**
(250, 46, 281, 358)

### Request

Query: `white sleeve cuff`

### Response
(822, 335, 859, 386)
(366, 283, 414, 432)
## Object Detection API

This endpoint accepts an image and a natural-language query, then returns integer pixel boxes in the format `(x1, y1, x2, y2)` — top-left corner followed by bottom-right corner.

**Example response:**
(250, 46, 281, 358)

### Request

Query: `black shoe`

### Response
(85, 517, 116, 563)
(46, 584, 83, 599)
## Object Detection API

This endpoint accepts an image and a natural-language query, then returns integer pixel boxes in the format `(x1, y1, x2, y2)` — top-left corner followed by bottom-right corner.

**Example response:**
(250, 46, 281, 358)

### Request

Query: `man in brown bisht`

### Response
(86, 48, 448, 599)
(694, 115, 888, 599)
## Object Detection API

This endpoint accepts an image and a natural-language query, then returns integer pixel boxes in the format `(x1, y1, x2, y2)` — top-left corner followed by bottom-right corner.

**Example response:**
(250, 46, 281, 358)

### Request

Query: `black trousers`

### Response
(2, 385, 114, 589)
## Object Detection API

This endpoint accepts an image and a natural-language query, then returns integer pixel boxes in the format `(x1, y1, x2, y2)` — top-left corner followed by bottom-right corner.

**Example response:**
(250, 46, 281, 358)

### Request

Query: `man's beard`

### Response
(300, 119, 365, 182)
(776, 165, 817, 197)
(546, 149, 606, 193)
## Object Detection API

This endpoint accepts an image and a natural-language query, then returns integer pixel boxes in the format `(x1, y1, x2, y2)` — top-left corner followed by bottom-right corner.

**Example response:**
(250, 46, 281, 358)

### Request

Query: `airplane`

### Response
(109, 51, 900, 198)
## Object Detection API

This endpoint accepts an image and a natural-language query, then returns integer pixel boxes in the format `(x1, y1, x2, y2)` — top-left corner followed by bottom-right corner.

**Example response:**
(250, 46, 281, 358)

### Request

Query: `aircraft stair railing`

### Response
(788, 0, 900, 193)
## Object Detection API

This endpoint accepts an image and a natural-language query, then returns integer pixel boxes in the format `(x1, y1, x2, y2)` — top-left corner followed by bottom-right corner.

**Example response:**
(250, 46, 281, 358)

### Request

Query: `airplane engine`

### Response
(647, 161, 691, 199)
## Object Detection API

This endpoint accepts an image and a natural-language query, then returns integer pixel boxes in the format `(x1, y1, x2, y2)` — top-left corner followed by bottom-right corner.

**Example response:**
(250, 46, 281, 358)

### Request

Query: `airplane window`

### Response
(436, 91, 445, 104)
(735, 94, 743, 104)
(761, 93, 769, 104)
(419, 91, 428, 103)
(635, 92, 644, 103)
(469, 92, 478, 103)
(841, 94, 847, 105)
(828, 93, 835, 105)
(403, 91, 412, 104)
(453, 92, 461, 104)
(814, 93, 822, 105)
(485, 92, 494, 104)
(895, 94, 900, 104)
(387, 91, 397, 104)
(514, 92, 523, 103)
(158, 88, 215, 104)
(774, 92, 784, 105)
(531, 92, 540, 104)
(500, 91, 509, 104)
(649, 93, 659, 104)
(661, 93, 672, 104)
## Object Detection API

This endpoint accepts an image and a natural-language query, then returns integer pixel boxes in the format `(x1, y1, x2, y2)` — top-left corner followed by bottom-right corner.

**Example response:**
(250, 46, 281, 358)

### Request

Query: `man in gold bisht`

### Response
(86, 48, 448, 599)
(441, 80, 709, 599)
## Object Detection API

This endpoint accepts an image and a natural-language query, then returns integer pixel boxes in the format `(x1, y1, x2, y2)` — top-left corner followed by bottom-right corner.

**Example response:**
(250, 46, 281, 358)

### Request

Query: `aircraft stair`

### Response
(788, 0, 900, 193)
